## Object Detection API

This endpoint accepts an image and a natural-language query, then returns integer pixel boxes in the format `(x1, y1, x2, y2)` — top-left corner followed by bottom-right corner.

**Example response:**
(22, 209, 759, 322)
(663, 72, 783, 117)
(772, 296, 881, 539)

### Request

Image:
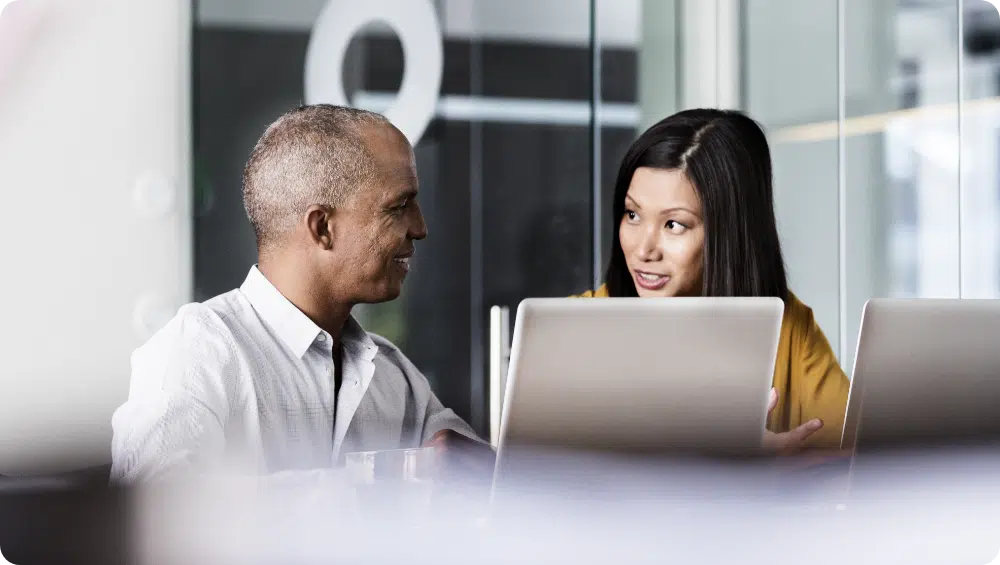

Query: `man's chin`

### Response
(360, 284, 403, 305)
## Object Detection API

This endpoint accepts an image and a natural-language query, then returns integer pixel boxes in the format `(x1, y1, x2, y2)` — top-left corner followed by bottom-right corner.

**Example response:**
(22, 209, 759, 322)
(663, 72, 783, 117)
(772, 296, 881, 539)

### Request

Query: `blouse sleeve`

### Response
(793, 304, 851, 449)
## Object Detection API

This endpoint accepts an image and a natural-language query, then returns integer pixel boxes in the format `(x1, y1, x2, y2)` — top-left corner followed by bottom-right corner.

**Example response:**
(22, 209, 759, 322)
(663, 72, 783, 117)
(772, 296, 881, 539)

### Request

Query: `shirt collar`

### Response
(239, 266, 377, 360)
(341, 314, 379, 362)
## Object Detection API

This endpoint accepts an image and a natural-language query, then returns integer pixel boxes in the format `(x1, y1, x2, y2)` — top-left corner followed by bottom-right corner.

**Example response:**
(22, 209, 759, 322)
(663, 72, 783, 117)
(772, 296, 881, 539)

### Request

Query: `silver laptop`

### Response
(493, 297, 785, 483)
(842, 299, 1000, 451)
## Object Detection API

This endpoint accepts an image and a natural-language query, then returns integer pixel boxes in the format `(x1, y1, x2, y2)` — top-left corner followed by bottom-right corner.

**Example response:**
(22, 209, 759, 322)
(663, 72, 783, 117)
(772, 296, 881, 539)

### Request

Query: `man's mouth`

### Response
(393, 252, 413, 272)
(634, 270, 669, 291)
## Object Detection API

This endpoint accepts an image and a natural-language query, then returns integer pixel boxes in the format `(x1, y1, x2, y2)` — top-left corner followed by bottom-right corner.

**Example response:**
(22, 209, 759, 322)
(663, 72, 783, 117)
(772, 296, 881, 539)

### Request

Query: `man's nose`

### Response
(409, 201, 428, 240)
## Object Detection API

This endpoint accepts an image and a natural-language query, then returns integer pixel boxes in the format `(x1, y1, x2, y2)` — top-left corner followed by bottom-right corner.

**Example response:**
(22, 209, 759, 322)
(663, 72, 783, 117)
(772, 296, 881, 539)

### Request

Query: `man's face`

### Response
(331, 125, 427, 304)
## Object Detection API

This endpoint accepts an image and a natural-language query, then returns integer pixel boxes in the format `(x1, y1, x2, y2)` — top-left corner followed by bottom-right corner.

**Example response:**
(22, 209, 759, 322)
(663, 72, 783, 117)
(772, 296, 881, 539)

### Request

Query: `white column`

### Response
(0, 0, 192, 474)
(678, 0, 741, 110)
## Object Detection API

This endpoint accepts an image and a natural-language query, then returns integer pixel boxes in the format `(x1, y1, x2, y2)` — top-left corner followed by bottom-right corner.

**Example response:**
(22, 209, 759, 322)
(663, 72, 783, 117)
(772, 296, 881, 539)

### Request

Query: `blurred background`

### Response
(0, 0, 998, 474)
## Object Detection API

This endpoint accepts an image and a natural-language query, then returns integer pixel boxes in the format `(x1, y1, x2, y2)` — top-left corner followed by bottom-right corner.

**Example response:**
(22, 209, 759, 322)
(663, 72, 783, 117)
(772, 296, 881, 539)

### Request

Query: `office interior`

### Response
(1, 0, 1000, 561)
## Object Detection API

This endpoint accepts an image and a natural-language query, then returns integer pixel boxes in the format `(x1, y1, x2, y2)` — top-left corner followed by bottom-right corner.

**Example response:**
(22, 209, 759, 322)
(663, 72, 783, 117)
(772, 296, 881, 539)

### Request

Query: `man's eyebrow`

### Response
(387, 188, 418, 205)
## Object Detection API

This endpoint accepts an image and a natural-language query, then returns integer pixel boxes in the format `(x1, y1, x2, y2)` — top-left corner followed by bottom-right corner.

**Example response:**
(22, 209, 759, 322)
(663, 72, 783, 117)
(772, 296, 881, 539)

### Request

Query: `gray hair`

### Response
(242, 104, 392, 250)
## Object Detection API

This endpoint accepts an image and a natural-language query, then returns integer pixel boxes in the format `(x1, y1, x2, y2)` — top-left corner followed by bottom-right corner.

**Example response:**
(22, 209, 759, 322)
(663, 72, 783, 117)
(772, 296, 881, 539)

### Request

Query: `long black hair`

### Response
(604, 109, 789, 300)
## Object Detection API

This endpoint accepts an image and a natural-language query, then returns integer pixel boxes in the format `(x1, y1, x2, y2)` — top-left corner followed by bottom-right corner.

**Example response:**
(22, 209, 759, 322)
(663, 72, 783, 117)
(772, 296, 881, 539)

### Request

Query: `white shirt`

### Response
(110, 267, 477, 484)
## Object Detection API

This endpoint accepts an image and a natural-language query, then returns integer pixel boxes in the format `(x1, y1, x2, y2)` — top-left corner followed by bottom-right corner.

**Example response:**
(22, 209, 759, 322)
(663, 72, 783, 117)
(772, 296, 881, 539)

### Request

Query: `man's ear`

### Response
(305, 204, 336, 250)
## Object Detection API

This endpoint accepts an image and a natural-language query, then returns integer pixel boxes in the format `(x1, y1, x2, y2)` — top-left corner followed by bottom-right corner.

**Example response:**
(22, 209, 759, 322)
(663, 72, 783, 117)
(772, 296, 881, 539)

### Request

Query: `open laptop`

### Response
(842, 298, 1000, 451)
(493, 297, 785, 486)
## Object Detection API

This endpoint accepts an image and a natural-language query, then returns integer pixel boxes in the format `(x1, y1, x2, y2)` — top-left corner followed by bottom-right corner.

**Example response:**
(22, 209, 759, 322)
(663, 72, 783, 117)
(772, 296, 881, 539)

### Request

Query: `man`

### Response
(111, 105, 484, 484)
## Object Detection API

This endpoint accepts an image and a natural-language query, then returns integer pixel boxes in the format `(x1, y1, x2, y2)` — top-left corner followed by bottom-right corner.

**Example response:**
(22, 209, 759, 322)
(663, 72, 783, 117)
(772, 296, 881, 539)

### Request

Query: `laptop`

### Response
(493, 297, 785, 486)
(842, 298, 1000, 451)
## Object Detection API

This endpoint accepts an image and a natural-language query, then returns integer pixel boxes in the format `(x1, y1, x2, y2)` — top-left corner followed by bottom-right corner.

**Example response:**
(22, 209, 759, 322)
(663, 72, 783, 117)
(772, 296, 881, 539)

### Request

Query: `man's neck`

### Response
(258, 257, 353, 344)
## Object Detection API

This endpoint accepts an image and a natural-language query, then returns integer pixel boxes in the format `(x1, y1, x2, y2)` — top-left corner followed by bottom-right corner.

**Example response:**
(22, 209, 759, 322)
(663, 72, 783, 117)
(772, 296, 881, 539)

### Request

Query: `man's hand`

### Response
(423, 430, 496, 484)
(762, 388, 823, 455)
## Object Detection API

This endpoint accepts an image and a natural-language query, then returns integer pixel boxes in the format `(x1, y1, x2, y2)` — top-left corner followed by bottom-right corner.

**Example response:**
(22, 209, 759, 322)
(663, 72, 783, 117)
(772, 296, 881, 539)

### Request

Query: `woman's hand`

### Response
(762, 388, 823, 454)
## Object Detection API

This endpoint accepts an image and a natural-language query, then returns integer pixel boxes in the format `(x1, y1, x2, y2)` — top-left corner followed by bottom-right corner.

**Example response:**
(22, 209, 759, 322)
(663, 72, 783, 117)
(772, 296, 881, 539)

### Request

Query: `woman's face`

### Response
(618, 167, 705, 297)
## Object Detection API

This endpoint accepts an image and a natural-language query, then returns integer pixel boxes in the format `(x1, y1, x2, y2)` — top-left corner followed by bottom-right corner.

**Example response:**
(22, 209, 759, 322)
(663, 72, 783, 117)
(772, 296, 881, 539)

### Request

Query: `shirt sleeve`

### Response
(372, 336, 481, 445)
(110, 306, 236, 485)
(794, 305, 851, 449)
(420, 389, 482, 445)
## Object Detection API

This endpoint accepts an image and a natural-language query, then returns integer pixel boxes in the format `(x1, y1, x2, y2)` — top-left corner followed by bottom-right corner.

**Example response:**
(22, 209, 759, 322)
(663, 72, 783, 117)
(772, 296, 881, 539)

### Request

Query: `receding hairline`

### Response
(242, 105, 399, 250)
(355, 119, 413, 159)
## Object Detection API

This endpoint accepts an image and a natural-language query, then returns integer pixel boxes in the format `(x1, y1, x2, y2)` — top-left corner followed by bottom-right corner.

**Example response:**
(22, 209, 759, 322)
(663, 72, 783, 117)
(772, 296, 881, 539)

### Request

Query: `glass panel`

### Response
(841, 0, 961, 370)
(743, 0, 843, 360)
(745, 0, 965, 372)
(193, 0, 598, 435)
(961, 0, 1000, 299)
(599, 0, 646, 278)
(460, 0, 599, 431)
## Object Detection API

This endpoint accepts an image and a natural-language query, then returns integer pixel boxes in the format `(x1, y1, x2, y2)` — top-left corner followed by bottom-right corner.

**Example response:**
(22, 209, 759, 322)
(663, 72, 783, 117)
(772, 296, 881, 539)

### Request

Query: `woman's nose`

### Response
(635, 228, 662, 262)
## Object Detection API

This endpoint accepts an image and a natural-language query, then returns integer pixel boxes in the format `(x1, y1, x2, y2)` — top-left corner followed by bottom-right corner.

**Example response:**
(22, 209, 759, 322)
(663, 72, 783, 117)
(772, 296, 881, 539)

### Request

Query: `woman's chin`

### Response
(634, 284, 674, 298)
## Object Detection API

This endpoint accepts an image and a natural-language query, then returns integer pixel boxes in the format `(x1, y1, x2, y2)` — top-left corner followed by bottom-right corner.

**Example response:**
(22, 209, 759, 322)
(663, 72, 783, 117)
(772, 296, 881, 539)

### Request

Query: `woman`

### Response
(579, 109, 849, 451)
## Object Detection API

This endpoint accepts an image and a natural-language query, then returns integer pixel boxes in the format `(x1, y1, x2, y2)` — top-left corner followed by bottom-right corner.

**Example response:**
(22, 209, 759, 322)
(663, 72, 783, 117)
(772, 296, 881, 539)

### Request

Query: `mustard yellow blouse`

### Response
(575, 285, 850, 448)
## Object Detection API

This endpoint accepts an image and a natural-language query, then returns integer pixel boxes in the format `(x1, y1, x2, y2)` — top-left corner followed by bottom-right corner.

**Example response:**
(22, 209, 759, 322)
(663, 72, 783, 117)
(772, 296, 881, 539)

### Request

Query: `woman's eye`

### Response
(665, 220, 687, 234)
(625, 210, 639, 223)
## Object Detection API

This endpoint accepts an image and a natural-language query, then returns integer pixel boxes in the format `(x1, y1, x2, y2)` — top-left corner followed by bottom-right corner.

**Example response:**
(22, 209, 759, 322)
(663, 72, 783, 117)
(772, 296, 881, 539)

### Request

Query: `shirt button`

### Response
(317, 334, 327, 343)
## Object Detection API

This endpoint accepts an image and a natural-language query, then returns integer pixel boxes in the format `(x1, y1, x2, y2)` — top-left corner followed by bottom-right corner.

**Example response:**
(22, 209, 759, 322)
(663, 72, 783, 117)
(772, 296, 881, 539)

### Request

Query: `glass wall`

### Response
(193, 0, 628, 435)
(961, 0, 1000, 300)
(193, 0, 1000, 440)
(744, 0, 841, 359)
(743, 0, 1000, 371)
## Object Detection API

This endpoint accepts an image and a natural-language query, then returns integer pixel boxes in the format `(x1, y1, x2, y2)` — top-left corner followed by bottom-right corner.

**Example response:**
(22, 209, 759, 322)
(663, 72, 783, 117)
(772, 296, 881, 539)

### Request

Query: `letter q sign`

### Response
(304, 0, 444, 145)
